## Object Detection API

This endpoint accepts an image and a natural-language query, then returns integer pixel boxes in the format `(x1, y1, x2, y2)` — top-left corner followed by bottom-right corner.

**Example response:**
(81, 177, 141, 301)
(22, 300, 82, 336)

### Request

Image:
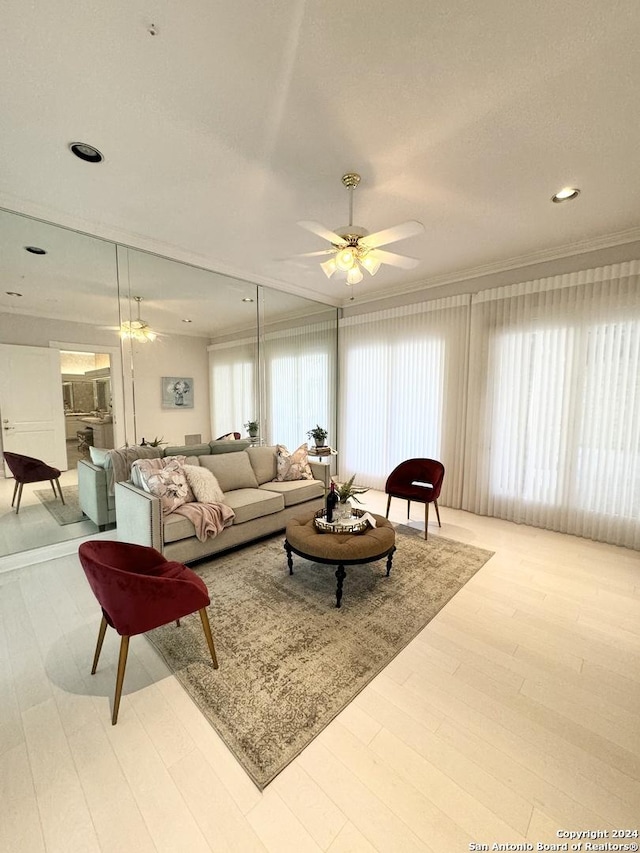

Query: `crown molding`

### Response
(0, 195, 342, 308)
(342, 227, 640, 307)
(3, 192, 638, 312)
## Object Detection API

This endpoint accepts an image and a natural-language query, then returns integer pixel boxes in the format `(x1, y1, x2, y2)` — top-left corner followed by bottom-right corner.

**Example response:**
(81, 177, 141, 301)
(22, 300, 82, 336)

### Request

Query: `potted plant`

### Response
(332, 474, 369, 518)
(140, 436, 166, 447)
(307, 424, 328, 447)
(244, 420, 259, 438)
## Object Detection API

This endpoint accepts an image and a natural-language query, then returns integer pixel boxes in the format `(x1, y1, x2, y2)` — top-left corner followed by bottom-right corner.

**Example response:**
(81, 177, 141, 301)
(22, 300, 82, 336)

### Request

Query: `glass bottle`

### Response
(326, 481, 338, 523)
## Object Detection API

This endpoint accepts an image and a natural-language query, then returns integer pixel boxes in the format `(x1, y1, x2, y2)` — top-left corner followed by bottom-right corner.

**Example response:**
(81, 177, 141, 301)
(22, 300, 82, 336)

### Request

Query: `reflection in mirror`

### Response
(121, 248, 339, 454)
(0, 208, 121, 559)
(119, 247, 260, 446)
(0, 210, 339, 565)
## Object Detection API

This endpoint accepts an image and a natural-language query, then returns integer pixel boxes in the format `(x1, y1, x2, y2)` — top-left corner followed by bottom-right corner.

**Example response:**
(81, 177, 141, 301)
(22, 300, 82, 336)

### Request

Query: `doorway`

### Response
(59, 350, 114, 469)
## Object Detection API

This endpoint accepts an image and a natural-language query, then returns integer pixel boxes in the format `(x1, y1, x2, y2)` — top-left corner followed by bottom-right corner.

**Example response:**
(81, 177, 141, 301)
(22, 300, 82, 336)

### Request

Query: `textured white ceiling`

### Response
(1, 0, 640, 310)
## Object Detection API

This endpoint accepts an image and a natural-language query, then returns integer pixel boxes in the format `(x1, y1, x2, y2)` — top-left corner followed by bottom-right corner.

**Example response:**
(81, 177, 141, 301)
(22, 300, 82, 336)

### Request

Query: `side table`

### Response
(308, 446, 337, 496)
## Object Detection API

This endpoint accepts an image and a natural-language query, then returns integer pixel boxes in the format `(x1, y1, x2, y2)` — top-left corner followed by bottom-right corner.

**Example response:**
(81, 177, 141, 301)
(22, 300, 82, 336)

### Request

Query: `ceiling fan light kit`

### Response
(120, 296, 157, 343)
(296, 173, 424, 286)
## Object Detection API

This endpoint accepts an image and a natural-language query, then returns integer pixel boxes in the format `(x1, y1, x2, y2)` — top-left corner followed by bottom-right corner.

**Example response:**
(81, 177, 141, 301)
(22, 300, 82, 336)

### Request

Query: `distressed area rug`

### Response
(145, 525, 494, 789)
(34, 485, 84, 525)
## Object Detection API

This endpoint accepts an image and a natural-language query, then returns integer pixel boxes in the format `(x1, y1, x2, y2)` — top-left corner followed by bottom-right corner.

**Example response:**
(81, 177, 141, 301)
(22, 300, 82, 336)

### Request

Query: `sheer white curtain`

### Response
(463, 262, 640, 548)
(208, 339, 256, 440)
(338, 296, 470, 504)
(263, 320, 337, 450)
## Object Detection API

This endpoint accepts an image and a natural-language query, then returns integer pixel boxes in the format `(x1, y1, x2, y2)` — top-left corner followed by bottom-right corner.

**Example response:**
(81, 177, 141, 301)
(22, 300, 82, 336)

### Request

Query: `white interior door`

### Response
(0, 344, 67, 475)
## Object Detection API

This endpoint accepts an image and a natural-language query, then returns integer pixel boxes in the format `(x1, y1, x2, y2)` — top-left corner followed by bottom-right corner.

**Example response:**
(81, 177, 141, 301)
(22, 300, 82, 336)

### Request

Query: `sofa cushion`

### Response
(183, 465, 226, 504)
(276, 443, 313, 481)
(247, 445, 278, 485)
(163, 442, 210, 458)
(163, 512, 197, 544)
(223, 488, 284, 524)
(199, 452, 258, 492)
(259, 479, 324, 507)
(209, 439, 251, 454)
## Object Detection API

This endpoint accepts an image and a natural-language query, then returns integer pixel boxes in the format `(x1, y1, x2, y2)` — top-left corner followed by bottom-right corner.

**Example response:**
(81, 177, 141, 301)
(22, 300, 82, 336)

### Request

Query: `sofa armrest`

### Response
(77, 459, 109, 526)
(115, 482, 163, 552)
(309, 460, 331, 489)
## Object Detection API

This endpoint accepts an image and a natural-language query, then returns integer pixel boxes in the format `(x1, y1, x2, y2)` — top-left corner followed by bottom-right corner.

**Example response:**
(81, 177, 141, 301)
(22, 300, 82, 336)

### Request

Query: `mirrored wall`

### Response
(0, 207, 338, 561)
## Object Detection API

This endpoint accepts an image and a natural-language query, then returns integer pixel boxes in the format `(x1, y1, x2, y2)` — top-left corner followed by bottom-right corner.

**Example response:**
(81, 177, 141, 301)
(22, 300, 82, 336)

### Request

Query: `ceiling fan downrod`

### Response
(341, 172, 361, 228)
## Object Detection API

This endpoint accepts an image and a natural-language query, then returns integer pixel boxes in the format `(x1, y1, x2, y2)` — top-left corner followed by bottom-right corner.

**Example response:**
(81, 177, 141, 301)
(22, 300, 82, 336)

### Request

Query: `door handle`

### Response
(3, 425, 14, 430)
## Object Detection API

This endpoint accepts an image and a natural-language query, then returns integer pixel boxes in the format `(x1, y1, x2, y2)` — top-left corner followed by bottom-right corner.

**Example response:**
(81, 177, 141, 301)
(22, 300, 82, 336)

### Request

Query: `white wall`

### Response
(128, 332, 211, 445)
(0, 312, 120, 349)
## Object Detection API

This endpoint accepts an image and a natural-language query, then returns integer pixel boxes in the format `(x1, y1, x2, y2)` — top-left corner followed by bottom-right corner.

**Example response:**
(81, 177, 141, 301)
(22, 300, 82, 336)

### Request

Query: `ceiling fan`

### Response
(119, 296, 159, 343)
(294, 173, 424, 285)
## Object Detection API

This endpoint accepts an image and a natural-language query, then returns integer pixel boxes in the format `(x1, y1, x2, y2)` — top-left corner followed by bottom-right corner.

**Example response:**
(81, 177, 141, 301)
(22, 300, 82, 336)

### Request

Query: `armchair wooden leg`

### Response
(55, 478, 65, 504)
(199, 608, 219, 669)
(385, 494, 391, 518)
(424, 501, 429, 540)
(49, 479, 57, 499)
(112, 635, 130, 725)
(407, 499, 411, 520)
(11, 480, 19, 507)
(434, 499, 441, 527)
(91, 615, 108, 674)
(15, 482, 24, 514)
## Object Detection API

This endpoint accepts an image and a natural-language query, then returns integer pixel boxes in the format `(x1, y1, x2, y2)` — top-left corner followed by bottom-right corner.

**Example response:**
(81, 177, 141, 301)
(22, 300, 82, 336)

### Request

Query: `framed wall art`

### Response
(162, 376, 194, 409)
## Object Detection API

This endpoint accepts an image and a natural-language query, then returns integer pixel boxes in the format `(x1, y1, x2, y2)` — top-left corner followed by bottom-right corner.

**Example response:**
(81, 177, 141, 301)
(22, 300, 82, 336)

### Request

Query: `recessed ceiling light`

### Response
(552, 187, 580, 203)
(24, 245, 47, 255)
(6, 291, 23, 297)
(181, 318, 193, 323)
(242, 297, 254, 303)
(69, 142, 104, 163)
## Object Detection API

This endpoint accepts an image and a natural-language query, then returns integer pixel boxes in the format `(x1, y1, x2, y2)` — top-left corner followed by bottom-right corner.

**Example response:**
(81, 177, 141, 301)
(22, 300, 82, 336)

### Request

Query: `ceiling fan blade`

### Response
(360, 220, 424, 249)
(369, 248, 420, 269)
(287, 249, 337, 259)
(298, 220, 347, 246)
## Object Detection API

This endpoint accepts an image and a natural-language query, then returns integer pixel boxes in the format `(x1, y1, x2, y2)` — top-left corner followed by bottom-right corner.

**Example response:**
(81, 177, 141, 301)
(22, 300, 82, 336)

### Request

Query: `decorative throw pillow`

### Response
(133, 457, 194, 514)
(216, 432, 238, 441)
(89, 446, 109, 467)
(276, 443, 313, 481)
(183, 465, 226, 504)
(132, 454, 189, 487)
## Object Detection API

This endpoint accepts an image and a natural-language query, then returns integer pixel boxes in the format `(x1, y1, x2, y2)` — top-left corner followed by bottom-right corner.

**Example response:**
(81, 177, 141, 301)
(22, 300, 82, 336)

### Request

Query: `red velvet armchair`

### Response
(78, 540, 218, 724)
(384, 458, 445, 540)
(3, 451, 65, 514)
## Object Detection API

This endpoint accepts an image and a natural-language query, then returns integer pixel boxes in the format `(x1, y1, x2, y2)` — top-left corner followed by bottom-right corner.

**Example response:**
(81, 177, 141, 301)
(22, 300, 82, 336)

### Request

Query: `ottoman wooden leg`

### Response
(284, 540, 293, 575)
(335, 564, 346, 608)
(386, 545, 396, 577)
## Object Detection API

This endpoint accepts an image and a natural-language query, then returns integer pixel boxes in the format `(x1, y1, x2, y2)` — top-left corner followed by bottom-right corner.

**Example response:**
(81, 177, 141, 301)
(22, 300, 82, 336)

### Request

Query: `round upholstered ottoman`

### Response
(284, 511, 396, 607)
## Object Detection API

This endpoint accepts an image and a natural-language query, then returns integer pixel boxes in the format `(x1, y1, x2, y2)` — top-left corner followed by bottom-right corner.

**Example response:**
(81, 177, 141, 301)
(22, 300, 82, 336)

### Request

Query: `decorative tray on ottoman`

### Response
(314, 507, 371, 534)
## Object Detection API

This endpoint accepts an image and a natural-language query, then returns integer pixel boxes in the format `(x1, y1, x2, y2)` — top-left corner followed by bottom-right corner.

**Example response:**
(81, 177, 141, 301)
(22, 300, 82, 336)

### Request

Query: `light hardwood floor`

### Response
(1, 491, 638, 852)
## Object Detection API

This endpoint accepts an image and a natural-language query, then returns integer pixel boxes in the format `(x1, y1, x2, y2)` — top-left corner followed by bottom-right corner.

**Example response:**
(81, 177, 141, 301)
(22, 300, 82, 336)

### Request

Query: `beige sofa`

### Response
(114, 444, 326, 563)
(77, 439, 251, 530)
